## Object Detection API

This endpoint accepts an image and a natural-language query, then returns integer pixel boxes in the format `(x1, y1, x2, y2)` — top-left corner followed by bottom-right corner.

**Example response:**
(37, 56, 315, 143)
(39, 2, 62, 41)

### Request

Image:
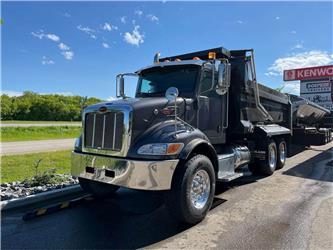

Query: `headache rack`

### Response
(160, 46, 231, 61)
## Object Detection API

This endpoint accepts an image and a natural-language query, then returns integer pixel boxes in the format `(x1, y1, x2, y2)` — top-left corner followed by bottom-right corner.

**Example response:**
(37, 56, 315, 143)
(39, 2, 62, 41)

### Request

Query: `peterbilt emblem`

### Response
(99, 106, 107, 112)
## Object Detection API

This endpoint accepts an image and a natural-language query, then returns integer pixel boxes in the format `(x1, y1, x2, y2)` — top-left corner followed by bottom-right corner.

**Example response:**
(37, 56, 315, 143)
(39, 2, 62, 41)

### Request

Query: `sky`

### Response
(1, 1, 333, 100)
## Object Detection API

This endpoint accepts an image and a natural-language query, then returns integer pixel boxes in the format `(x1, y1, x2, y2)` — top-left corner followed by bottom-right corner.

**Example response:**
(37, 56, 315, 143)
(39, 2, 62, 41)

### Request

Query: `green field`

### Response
(1, 126, 81, 142)
(1, 120, 81, 125)
(1, 150, 72, 183)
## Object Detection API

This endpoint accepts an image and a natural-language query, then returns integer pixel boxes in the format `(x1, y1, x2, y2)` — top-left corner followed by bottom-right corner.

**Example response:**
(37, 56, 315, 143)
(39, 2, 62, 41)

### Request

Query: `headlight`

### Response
(137, 143, 184, 155)
(74, 135, 82, 151)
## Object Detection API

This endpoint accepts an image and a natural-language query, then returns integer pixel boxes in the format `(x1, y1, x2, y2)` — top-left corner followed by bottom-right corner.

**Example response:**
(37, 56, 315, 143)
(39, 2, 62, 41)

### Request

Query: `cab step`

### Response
(218, 172, 244, 182)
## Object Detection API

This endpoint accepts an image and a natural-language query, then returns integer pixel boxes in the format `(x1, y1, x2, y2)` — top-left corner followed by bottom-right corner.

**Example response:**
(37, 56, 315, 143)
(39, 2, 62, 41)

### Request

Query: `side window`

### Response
(199, 70, 213, 96)
(140, 79, 151, 93)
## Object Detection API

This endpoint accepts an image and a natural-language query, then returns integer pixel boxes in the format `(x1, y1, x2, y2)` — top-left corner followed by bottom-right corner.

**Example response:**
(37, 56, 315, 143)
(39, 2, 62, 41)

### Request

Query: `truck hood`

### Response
(85, 97, 186, 144)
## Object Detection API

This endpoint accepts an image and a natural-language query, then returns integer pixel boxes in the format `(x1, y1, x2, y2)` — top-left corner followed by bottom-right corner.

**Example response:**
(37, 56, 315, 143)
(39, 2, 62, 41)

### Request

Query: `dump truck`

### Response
(72, 47, 331, 224)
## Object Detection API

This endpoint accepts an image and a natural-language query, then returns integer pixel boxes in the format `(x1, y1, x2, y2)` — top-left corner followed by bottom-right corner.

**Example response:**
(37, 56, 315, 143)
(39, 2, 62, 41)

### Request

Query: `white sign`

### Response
(300, 80, 331, 94)
(300, 78, 333, 111)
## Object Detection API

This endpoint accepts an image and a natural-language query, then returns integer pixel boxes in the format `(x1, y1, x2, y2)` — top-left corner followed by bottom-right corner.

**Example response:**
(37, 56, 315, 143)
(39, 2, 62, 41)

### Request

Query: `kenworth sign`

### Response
(283, 65, 333, 81)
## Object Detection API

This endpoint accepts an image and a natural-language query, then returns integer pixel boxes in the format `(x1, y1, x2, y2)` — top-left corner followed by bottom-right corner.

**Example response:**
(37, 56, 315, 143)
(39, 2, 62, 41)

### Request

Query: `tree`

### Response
(0, 92, 103, 121)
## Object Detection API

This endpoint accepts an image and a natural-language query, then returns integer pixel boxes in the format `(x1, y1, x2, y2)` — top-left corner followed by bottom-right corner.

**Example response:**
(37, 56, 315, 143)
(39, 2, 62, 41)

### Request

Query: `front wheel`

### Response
(165, 154, 216, 225)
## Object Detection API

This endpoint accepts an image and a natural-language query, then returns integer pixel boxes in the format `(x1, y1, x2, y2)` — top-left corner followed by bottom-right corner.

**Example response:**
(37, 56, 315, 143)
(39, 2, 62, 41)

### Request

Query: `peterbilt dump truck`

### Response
(72, 47, 331, 224)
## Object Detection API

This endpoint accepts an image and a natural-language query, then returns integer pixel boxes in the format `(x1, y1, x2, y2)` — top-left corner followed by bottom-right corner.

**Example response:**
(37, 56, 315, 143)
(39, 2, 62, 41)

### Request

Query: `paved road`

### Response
(1, 138, 76, 155)
(1, 143, 332, 249)
(0, 123, 81, 127)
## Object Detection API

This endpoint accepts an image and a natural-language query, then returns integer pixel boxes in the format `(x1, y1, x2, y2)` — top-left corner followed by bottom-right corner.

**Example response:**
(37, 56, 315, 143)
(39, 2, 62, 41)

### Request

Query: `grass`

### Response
(1, 150, 72, 183)
(1, 120, 81, 125)
(1, 126, 81, 142)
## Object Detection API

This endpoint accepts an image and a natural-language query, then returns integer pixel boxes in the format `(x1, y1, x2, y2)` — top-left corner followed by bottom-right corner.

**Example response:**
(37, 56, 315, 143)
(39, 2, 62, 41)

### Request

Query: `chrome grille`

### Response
(84, 112, 124, 151)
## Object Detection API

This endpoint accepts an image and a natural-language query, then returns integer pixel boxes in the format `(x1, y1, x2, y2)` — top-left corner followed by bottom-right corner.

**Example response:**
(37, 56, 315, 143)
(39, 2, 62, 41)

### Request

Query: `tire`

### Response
(276, 138, 287, 169)
(258, 140, 277, 176)
(165, 154, 216, 225)
(79, 177, 119, 198)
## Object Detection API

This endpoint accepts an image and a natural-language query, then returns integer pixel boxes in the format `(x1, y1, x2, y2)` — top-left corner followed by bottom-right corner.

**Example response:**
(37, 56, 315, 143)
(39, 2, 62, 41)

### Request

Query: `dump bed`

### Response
(289, 94, 330, 126)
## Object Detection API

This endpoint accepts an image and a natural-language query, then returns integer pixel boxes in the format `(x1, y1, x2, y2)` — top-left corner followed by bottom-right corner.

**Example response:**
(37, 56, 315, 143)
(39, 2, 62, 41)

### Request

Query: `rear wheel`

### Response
(276, 139, 287, 169)
(165, 154, 216, 225)
(249, 140, 277, 176)
(259, 140, 277, 175)
(79, 178, 119, 198)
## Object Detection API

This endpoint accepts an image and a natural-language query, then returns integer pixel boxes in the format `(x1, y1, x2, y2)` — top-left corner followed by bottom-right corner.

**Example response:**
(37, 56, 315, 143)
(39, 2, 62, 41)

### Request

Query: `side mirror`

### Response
(116, 75, 125, 98)
(217, 62, 231, 95)
(165, 87, 179, 136)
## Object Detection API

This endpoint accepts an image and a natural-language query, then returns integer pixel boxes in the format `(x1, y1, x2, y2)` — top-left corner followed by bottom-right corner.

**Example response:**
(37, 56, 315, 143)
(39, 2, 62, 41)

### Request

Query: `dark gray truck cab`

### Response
(72, 47, 331, 224)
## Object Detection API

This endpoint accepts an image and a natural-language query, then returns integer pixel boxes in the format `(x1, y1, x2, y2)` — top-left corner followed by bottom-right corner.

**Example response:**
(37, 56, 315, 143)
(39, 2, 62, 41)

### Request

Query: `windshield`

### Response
(136, 66, 199, 97)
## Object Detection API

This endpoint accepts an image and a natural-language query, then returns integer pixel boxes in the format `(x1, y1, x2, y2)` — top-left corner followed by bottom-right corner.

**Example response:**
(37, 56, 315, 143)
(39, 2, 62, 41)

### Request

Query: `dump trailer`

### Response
(72, 47, 331, 224)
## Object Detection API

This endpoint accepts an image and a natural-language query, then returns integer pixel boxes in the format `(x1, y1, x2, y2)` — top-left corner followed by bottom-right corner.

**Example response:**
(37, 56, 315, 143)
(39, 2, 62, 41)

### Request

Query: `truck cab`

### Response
(72, 47, 331, 224)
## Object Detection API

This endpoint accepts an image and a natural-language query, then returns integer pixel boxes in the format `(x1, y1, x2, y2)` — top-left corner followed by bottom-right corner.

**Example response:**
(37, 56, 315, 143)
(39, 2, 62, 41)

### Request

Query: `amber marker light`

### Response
(208, 52, 216, 59)
(167, 143, 183, 155)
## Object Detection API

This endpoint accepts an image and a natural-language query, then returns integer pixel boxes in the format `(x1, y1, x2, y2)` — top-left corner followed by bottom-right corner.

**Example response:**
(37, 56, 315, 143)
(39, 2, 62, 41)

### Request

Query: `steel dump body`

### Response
(289, 94, 330, 126)
(214, 49, 330, 138)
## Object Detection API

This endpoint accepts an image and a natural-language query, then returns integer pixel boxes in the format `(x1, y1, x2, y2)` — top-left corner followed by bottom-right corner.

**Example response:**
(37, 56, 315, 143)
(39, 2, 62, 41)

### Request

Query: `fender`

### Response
(179, 138, 219, 173)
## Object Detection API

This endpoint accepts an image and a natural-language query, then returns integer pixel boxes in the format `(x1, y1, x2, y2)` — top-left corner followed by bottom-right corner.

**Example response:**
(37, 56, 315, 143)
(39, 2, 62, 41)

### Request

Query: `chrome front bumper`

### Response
(71, 151, 179, 190)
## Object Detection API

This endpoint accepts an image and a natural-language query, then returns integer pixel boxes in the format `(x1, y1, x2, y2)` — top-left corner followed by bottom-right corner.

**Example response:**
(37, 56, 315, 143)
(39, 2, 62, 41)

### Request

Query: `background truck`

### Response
(72, 47, 332, 224)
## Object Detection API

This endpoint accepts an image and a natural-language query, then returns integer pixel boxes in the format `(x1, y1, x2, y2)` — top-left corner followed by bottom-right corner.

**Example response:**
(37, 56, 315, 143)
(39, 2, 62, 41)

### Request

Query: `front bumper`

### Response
(71, 151, 179, 190)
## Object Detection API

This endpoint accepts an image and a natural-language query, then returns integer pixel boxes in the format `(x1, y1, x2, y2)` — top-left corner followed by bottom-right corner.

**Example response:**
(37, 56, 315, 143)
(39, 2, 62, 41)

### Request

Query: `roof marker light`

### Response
(208, 52, 216, 59)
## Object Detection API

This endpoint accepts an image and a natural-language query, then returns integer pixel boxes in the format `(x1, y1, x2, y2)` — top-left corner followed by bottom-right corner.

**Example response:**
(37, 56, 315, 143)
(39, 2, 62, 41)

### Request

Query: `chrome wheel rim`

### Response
(268, 145, 276, 169)
(190, 169, 210, 209)
(279, 142, 286, 163)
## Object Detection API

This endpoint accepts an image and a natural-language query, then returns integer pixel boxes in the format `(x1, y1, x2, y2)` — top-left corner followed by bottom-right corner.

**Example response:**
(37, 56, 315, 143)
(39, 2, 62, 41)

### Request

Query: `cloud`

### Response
(275, 16, 280, 20)
(53, 92, 73, 96)
(146, 14, 159, 23)
(62, 12, 71, 18)
(291, 42, 304, 50)
(31, 30, 74, 60)
(1, 90, 23, 97)
(77, 25, 97, 39)
(1, 90, 74, 97)
(101, 22, 118, 31)
(123, 25, 144, 46)
(290, 30, 297, 34)
(41, 56, 55, 65)
(266, 50, 333, 77)
(57, 42, 74, 60)
(120, 16, 127, 24)
(283, 81, 300, 95)
(31, 30, 59, 42)
(58, 42, 70, 51)
(237, 20, 244, 24)
(134, 10, 144, 16)
(107, 96, 118, 101)
(45, 34, 60, 42)
(62, 51, 74, 60)
(31, 31, 44, 39)
(102, 42, 110, 48)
